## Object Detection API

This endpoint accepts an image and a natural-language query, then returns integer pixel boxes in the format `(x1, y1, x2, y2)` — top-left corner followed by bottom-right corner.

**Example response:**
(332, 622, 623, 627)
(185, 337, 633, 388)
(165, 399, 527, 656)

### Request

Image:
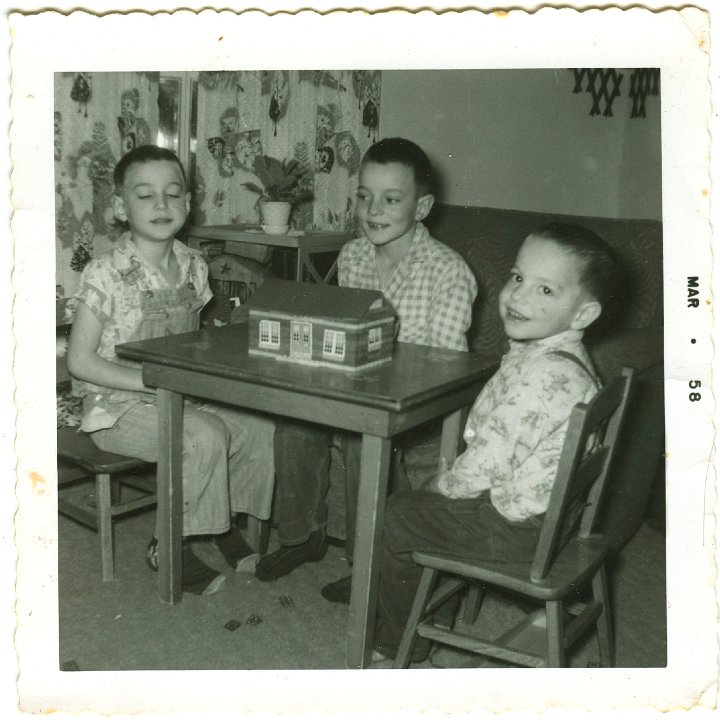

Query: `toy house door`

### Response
(290, 321, 312, 360)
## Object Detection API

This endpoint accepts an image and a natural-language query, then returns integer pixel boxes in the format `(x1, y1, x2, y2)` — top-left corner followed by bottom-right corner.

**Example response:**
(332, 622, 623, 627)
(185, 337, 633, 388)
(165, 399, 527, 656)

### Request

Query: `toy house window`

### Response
(368, 326, 382, 351)
(323, 329, 346, 359)
(259, 319, 280, 349)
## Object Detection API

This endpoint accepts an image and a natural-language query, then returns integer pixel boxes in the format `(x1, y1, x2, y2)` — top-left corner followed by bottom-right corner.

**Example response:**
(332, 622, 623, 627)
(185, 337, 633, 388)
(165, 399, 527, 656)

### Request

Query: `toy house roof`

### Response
(247, 279, 395, 324)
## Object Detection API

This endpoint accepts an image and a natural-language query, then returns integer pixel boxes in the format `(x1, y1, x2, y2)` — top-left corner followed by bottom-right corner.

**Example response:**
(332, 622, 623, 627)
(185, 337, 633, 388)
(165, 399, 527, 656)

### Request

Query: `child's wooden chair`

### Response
(393, 367, 635, 668)
(57, 427, 157, 582)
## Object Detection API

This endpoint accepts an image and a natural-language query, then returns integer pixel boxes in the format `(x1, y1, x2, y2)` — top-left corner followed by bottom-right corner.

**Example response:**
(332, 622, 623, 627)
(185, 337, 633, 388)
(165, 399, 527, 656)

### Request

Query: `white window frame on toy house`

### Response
(323, 329, 346, 359)
(259, 319, 281, 349)
(368, 326, 382, 352)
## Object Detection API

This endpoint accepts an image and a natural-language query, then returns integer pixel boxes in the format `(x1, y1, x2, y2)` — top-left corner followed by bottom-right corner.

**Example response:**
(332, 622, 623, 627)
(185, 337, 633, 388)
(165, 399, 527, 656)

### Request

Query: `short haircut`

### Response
(361, 137, 432, 196)
(113, 145, 187, 194)
(529, 223, 620, 310)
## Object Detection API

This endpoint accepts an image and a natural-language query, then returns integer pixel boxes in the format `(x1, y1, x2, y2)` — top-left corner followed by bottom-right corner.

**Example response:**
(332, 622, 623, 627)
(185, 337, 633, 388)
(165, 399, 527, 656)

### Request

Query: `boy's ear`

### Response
(112, 194, 128, 223)
(414, 193, 435, 222)
(571, 300, 602, 330)
(185, 192, 191, 214)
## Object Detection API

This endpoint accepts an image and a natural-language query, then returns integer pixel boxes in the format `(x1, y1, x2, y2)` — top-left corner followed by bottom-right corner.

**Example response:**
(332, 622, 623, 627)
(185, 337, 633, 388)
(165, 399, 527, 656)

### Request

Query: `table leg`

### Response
(295, 249, 305, 282)
(156, 388, 184, 604)
(438, 408, 468, 470)
(346, 434, 392, 669)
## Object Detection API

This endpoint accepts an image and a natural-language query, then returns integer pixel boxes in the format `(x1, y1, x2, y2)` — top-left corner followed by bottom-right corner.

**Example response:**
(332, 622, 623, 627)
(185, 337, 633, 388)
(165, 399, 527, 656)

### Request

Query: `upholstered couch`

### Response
(425, 204, 665, 552)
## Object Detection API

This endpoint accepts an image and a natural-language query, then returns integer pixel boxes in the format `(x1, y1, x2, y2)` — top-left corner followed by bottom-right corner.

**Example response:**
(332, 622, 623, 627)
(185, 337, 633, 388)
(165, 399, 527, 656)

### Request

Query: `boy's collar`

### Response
(507, 328, 585, 353)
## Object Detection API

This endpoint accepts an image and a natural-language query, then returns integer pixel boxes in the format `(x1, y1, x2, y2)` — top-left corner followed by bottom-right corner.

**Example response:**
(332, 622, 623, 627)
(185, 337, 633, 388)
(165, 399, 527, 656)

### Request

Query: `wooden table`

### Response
(188, 224, 349, 284)
(117, 325, 496, 668)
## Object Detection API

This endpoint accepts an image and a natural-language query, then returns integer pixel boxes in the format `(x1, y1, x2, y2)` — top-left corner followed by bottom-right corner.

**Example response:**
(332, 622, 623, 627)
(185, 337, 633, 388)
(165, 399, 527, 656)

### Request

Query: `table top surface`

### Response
(117, 325, 498, 413)
(188, 224, 350, 248)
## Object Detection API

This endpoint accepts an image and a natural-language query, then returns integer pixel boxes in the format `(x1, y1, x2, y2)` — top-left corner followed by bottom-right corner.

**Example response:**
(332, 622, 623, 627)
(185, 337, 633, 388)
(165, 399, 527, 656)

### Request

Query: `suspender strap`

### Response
(550, 350, 600, 389)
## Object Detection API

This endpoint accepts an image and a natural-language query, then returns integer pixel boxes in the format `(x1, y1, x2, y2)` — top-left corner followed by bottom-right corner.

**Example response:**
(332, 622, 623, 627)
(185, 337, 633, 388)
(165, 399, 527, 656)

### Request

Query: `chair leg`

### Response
(394, 567, 438, 669)
(592, 565, 614, 667)
(545, 600, 565, 667)
(461, 582, 485, 626)
(96, 473, 114, 582)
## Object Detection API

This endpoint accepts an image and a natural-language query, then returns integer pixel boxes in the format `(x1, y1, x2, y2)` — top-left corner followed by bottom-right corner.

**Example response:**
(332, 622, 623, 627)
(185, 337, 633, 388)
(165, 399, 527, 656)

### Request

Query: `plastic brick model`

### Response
(246, 279, 397, 371)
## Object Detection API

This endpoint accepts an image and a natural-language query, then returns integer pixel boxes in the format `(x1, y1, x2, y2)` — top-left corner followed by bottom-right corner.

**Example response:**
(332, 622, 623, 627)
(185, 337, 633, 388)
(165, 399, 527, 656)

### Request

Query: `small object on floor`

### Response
(255, 529, 328, 581)
(279, 594, 295, 608)
(224, 619, 241, 632)
(60, 660, 80, 671)
(245, 614, 262, 625)
(320, 574, 352, 604)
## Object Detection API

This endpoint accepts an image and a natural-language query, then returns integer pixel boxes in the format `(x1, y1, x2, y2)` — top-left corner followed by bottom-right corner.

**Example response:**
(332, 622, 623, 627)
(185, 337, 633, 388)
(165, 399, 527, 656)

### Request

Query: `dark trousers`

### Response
(374, 489, 543, 659)
(273, 419, 442, 555)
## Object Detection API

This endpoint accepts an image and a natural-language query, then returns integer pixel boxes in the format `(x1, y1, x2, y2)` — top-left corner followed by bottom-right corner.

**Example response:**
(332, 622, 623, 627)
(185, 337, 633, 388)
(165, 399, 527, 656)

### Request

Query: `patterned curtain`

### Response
(193, 70, 381, 233)
(54, 72, 162, 299)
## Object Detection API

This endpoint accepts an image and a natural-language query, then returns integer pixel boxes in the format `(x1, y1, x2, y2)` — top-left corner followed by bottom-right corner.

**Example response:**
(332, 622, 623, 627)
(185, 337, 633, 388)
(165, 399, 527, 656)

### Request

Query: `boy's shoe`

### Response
(368, 650, 393, 669)
(145, 538, 227, 596)
(320, 574, 352, 604)
(255, 530, 327, 581)
(213, 524, 259, 573)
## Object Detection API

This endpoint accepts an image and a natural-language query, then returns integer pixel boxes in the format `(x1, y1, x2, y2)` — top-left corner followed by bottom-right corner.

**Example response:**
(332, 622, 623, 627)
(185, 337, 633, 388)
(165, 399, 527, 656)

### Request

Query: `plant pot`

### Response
(259, 200, 292, 227)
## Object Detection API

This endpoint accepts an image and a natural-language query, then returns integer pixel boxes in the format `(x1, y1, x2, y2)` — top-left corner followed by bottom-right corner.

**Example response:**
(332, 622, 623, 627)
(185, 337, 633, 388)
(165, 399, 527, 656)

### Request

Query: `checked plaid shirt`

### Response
(338, 223, 477, 351)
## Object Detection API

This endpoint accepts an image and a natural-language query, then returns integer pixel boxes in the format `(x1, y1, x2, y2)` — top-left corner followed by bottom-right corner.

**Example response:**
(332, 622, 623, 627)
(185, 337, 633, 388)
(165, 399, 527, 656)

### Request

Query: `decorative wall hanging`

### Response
(353, 71, 380, 141)
(262, 71, 290, 136)
(629, 69, 660, 119)
(572, 68, 624, 117)
(70, 73, 92, 116)
(572, 68, 659, 120)
(117, 88, 151, 153)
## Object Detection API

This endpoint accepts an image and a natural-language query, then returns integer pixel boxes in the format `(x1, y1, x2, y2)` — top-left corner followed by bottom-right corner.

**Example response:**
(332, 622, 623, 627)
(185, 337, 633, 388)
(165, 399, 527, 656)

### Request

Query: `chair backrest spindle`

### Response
(530, 367, 634, 583)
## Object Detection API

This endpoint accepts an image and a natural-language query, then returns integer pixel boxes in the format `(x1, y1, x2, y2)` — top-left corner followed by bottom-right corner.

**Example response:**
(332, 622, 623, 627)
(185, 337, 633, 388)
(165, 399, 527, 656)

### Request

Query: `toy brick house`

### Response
(246, 279, 397, 371)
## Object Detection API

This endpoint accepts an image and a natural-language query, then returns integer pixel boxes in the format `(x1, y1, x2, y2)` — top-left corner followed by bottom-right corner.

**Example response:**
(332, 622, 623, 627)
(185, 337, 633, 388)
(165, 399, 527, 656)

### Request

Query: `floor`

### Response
(57, 473, 667, 672)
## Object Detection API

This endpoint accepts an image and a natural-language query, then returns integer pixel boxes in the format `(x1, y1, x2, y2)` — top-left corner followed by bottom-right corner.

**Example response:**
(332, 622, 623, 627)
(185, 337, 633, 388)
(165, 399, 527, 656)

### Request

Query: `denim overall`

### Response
(85, 250, 275, 534)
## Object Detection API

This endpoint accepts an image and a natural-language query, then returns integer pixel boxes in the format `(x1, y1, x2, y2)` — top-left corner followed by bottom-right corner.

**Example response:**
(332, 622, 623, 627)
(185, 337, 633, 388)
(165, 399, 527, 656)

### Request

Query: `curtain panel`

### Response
(54, 72, 162, 298)
(193, 70, 381, 233)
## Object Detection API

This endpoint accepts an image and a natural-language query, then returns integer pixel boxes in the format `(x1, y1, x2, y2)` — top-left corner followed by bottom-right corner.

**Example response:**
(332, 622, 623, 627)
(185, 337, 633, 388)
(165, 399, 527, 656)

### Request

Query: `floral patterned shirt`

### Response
(437, 329, 600, 521)
(338, 223, 477, 351)
(74, 234, 212, 431)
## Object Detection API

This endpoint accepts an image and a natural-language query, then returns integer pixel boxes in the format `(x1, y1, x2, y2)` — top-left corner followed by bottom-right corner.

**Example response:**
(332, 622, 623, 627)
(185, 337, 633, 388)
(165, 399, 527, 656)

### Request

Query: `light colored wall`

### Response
(380, 70, 661, 220)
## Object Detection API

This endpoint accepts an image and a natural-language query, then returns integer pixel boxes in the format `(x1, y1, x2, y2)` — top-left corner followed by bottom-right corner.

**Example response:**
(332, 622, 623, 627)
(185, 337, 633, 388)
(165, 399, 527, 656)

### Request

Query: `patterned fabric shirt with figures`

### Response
(437, 329, 600, 521)
(338, 223, 477, 351)
(73, 234, 212, 433)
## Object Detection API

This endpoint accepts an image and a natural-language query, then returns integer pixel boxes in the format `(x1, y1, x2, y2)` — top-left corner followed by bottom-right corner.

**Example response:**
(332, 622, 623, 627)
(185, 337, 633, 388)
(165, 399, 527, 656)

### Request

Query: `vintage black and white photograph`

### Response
(6, 6, 716, 717)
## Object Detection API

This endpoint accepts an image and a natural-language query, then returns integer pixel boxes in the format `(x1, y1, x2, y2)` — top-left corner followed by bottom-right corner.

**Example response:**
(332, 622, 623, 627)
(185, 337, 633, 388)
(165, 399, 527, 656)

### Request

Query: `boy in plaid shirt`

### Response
(256, 138, 477, 599)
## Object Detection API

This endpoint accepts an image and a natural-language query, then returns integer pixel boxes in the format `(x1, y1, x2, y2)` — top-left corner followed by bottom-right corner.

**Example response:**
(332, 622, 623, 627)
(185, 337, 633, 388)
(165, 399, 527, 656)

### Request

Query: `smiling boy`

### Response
(371, 223, 619, 664)
(256, 138, 477, 593)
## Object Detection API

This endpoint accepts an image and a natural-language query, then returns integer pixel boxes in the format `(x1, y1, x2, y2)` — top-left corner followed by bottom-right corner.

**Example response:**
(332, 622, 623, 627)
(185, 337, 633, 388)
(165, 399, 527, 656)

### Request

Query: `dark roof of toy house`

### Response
(247, 279, 395, 324)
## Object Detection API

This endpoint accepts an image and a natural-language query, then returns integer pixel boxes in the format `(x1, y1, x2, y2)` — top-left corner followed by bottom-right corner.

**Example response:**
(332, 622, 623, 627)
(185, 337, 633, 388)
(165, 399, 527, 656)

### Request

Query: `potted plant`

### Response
(242, 155, 313, 229)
